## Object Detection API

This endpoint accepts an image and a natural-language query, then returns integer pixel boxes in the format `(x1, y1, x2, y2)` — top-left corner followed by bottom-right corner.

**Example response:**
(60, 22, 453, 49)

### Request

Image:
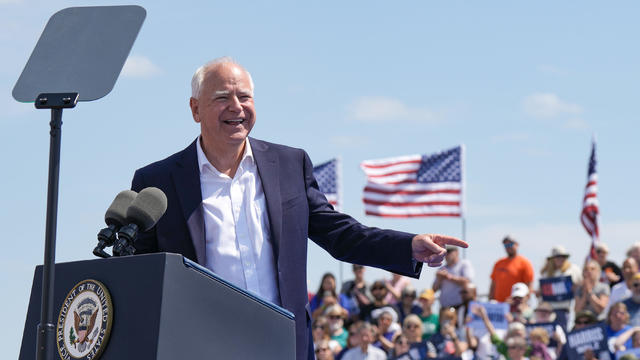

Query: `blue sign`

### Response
(540, 276, 574, 302)
(565, 324, 611, 360)
(466, 301, 509, 337)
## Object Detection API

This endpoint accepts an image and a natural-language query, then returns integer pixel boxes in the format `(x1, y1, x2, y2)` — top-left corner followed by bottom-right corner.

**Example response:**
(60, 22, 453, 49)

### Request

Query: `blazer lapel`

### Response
(250, 138, 282, 259)
(171, 140, 206, 265)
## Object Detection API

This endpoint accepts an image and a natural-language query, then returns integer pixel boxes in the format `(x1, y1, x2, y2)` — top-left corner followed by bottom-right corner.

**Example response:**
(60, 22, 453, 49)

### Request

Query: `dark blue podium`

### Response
(19, 253, 296, 359)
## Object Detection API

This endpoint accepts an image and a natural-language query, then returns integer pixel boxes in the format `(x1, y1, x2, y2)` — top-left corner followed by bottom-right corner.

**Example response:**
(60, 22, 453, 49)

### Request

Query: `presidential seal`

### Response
(56, 279, 113, 360)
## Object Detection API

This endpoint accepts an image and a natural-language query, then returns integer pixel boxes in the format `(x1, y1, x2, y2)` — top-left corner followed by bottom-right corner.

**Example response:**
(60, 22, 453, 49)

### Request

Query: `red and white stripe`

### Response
(361, 155, 462, 218)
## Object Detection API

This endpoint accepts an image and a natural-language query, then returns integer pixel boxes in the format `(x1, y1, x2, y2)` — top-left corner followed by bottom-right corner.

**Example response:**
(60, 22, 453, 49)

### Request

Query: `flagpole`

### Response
(337, 156, 344, 286)
(462, 217, 467, 259)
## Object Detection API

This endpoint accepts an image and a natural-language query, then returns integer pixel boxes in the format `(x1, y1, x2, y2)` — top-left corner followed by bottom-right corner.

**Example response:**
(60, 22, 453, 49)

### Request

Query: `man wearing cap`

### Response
(433, 245, 475, 308)
(595, 242, 623, 288)
(509, 282, 533, 323)
(489, 235, 534, 302)
(418, 289, 439, 341)
(622, 273, 640, 326)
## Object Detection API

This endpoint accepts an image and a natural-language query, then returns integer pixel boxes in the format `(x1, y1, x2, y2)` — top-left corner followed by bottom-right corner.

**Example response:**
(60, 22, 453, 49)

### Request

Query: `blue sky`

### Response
(2, 1, 640, 357)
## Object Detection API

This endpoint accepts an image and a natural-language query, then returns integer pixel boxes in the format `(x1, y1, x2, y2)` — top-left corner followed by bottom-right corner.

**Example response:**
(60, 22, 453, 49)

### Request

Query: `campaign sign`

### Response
(467, 301, 509, 337)
(525, 322, 558, 348)
(566, 324, 611, 360)
(540, 276, 573, 302)
(616, 348, 640, 359)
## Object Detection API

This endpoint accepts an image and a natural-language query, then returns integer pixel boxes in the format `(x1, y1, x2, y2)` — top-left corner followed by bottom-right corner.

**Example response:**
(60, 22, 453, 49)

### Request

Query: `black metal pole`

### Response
(36, 107, 63, 360)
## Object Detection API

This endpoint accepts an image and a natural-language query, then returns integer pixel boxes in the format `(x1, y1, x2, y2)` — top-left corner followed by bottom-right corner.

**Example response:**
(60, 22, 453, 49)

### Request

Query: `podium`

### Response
(19, 253, 296, 359)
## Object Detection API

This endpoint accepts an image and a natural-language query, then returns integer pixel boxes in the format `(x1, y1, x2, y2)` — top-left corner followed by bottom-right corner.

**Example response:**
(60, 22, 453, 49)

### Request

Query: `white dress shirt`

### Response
(197, 137, 281, 305)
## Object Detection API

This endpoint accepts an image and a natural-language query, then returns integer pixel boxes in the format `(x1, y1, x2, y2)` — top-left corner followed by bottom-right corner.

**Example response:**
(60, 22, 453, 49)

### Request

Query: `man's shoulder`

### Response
(249, 137, 305, 155)
(135, 139, 195, 177)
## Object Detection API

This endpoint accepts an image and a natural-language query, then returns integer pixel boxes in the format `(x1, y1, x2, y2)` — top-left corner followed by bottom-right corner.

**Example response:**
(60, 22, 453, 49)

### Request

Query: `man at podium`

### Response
(130, 57, 467, 360)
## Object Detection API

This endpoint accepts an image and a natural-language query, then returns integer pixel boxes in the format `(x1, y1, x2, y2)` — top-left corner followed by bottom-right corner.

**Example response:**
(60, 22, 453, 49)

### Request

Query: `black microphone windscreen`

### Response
(105, 190, 138, 226)
(126, 187, 168, 231)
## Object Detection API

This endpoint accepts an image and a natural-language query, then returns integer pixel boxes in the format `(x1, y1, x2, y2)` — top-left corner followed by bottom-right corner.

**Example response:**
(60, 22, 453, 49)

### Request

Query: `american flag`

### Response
(360, 146, 464, 217)
(313, 158, 341, 211)
(581, 140, 599, 257)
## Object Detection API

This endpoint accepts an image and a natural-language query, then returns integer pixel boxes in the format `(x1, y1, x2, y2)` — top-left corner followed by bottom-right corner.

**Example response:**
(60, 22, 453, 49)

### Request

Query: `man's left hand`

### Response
(412, 234, 468, 267)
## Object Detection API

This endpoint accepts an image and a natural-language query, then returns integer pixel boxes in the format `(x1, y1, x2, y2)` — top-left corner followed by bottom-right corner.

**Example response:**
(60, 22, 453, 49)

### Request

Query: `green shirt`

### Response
(420, 313, 440, 341)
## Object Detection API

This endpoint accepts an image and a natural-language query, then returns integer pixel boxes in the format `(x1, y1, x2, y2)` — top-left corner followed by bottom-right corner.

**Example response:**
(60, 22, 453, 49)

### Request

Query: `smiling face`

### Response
(190, 62, 255, 156)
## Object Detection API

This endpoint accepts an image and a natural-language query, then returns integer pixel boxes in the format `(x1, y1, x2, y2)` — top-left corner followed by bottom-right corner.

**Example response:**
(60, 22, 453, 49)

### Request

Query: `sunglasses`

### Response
(507, 346, 523, 350)
(395, 340, 408, 345)
(328, 315, 342, 320)
(575, 319, 591, 325)
(633, 283, 640, 288)
(313, 325, 324, 330)
(315, 347, 330, 353)
(372, 287, 385, 291)
(503, 242, 515, 248)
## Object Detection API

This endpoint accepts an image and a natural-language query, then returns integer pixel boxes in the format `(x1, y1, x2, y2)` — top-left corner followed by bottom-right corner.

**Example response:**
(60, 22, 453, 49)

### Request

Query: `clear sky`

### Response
(2, 1, 640, 357)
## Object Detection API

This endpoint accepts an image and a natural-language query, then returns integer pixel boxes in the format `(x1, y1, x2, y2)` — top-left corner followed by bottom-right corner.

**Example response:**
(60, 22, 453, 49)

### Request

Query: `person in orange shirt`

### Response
(489, 235, 534, 302)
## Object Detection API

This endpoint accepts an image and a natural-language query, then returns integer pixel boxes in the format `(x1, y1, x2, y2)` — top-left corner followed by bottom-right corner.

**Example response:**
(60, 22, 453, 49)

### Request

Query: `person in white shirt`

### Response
(608, 257, 639, 313)
(341, 322, 387, 360)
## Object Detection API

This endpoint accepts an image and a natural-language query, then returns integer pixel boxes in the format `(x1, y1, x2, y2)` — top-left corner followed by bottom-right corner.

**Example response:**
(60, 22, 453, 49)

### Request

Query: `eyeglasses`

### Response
(595, 249, 607, 254)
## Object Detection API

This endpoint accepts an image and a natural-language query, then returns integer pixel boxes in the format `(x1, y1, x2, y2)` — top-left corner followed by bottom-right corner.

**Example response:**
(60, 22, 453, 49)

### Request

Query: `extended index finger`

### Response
(434, 235, 469, 248)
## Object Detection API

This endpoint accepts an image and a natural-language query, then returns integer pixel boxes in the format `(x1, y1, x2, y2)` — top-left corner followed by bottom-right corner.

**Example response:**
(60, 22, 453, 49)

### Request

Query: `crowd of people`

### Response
(308, 236, 640, 360)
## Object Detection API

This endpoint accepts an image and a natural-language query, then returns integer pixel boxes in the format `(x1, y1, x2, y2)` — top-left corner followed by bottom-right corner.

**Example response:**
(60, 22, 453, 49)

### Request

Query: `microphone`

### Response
(93, 190, 137, 258)
(112, 187, 168, 256)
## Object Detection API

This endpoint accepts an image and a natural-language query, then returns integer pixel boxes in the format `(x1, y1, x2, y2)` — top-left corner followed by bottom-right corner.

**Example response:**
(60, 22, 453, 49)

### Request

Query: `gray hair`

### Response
(190, 56, 254, 98)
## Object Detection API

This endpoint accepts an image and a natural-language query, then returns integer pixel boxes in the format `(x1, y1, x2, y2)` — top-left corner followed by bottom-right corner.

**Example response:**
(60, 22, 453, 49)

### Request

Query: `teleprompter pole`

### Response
(34, 93, 78, 360)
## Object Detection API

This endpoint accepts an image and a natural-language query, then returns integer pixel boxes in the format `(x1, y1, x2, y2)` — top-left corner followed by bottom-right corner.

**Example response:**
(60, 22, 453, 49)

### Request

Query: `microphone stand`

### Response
(35, 92, 78, 360)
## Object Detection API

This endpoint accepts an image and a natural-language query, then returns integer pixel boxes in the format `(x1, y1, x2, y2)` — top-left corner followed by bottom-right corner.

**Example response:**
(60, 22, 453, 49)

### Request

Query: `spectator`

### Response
(608, 258, 639, 315)
(490, 235, 535, 302)
(623, 273, 640, 326)
(325, 304, 350, 348)
(385, 273, 411, 306)
(628, 243, 640, 266)
(574, 259, 610, 320)
(341, 264, 372, 319)
(473, 304, 531, 359)
(529, 327, 553, 360)
(509, 282, 534, 324)
(311, 273, 352, 318)
(594, 242, 623, 288)
(573, 309, 599, 330)
(395, 286, 422, 325)
(371, 307, 400, 353)
(315, 339, 336, 360)
(506, 336, 529, 360)
(539, 245, 583, 330)
(432, 245, 475, 308)
(531, 302, 566, 358)
(360, 280, 392, 322)
(388, 334, 418, 360)
(402, 314, 432, 359)
(614, 326, 640, 352)
(313, 316, 343, 355)
(341, 322, 387, 360)
(335, 322, 361, 360)
(456, 283, 477, 330)
(606, 302, 633, 354)
(426, 307, 469, 359)
(417, 289, 440, 341)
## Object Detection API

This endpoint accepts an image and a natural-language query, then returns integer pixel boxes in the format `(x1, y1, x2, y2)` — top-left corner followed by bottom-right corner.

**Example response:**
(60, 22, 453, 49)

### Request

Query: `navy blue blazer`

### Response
(131, 137, 422, 360)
